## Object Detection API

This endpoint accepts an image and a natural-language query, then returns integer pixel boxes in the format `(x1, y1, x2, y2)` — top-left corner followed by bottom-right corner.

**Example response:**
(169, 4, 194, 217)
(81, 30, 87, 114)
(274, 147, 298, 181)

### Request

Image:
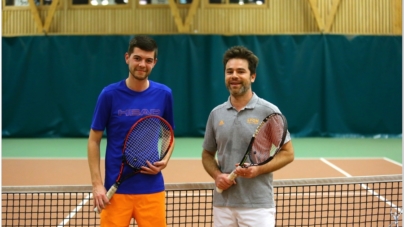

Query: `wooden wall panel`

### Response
(2, 0, 401, 36)
(332, 0, 394, 34)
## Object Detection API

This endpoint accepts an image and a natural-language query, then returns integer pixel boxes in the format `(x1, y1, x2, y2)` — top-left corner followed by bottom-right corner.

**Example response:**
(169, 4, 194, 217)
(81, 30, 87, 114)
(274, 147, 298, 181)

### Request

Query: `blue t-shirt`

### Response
(91, 79, 175, 194)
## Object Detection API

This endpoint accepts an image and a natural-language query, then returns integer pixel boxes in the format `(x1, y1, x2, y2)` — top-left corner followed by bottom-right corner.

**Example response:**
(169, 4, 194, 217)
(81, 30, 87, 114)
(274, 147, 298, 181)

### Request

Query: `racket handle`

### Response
(94, 184, 118, 214)
(216, 171, 238, 193)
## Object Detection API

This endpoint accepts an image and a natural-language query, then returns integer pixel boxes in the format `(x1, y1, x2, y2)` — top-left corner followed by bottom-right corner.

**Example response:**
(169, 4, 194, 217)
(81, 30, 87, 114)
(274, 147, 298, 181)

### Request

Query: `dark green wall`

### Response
(2, 35, 402, 138)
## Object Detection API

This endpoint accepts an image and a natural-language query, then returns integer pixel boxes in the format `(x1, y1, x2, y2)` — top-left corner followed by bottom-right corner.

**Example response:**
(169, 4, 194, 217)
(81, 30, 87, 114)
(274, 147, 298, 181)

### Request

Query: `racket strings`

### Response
(124, 118, 171, 169)
(250, 115, 285, 164)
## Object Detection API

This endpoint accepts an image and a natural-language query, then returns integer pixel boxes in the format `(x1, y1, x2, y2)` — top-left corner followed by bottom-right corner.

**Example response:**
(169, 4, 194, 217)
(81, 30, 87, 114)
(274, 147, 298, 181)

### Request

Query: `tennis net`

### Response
(2, 174, 402, 226)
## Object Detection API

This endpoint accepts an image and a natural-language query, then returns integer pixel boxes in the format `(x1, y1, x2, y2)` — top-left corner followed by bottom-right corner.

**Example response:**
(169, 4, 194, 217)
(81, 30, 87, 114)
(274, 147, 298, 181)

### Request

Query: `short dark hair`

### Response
(223, 46, 259, 75)
(127, 35, 158, 59)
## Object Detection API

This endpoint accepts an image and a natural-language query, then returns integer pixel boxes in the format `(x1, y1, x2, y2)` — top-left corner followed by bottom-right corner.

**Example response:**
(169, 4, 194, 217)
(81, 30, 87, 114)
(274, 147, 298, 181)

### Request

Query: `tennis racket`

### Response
(216, 113, 287, 193)
(94, 115, 174, 213)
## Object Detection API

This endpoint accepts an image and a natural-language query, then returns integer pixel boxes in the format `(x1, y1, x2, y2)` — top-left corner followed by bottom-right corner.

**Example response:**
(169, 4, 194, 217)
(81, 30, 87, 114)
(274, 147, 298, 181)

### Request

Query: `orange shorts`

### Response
(100, 191, 166, 227)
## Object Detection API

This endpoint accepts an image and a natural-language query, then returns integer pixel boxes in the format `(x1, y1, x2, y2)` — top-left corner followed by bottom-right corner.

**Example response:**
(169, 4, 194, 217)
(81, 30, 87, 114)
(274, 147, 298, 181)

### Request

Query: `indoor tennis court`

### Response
(2, 137, 402, 226)
(2, 1, 402, 226)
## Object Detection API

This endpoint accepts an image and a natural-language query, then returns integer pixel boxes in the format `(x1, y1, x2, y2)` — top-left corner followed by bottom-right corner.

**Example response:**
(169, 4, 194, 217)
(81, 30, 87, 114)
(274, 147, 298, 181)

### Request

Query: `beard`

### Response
(226, 81, 250, 97)
(129, 68, 149, 81)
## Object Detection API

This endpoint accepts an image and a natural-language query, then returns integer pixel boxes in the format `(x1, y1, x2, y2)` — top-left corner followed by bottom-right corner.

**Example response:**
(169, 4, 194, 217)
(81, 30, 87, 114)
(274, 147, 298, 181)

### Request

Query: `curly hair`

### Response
(223, 46, 259, 74)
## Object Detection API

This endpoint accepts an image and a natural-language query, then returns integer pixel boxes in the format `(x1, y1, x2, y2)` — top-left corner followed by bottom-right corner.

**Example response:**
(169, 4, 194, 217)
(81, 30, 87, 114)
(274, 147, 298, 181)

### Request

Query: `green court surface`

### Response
(1, 138, 402, 163)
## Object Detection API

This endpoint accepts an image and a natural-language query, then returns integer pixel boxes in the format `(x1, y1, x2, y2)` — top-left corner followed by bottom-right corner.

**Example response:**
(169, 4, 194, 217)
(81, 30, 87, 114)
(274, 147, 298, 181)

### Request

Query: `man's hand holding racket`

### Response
(140, 159, 167, 174)
(215, 162, 261, 191)
(92, 184, 111, 212)
(93, 158, 169, 212)
(93, 115, 174, 213)
(216, 113, 288, 193)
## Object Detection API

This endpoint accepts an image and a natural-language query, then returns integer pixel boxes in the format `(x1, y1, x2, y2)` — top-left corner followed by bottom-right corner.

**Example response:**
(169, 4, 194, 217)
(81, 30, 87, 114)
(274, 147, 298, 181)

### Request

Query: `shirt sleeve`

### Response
(202, 111, 217, 153)
(163, 90, 175, 130)
(91, 89, 111, 131)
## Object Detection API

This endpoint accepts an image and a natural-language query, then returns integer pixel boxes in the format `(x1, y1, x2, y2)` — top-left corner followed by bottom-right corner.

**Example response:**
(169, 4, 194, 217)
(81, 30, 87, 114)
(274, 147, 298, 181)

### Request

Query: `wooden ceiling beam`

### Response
(324, 0, 341, 33)
(43, 0, 60, 34)
(27, 0, 44, 33)
(168, 0, 200, 33)
(307, 0, 324, 32)
(27, 0, 60, 34)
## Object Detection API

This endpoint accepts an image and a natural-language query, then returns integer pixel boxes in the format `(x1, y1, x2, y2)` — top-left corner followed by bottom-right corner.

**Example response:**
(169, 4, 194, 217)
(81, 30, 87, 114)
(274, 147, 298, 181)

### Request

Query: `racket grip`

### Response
(216, 171, 238, 193)
(94, 184, 118, 214)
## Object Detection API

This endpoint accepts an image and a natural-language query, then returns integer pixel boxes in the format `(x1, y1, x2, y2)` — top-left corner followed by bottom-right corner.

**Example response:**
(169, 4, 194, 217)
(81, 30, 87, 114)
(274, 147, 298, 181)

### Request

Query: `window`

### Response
(209, 0, 264, 5)
(72, 0, 127, 5)
(137, 0, 191, 6)
(5, 0, 52, 6)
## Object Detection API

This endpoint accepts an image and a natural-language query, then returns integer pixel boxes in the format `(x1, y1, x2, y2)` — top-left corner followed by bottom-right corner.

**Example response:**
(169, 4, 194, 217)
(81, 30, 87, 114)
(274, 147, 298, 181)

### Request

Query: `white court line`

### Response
(57, 193, 92, 227)
(320, 158, 351, 177)
(320, 158, 402, 214)
(383, 157, 403, 166)
(321, 157, 394, 160)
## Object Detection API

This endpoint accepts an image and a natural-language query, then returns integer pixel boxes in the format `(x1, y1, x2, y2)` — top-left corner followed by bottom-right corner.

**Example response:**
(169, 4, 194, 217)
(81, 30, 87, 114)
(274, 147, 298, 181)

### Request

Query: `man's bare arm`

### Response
(141, 137, 175, 174)
(202, 149, 235, 191)
(234, 140, 295, 177)
(87, 129, 108, 210)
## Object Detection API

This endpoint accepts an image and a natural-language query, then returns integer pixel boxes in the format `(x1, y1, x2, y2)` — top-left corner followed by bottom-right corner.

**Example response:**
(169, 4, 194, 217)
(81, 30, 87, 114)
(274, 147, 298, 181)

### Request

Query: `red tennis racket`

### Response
(216, 113, 287, 193)
(94, 115, 174, 213)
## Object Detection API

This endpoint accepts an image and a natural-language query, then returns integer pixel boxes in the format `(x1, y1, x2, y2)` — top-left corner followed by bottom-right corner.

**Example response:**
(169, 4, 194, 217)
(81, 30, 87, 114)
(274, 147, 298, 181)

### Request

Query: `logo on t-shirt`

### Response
(247, 118, 259, 125)
(118, 109, 161, 116)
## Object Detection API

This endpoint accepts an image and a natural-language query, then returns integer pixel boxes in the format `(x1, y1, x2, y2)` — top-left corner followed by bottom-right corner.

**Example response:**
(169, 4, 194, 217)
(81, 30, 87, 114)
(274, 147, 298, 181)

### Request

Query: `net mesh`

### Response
(2, 175, 402, 227)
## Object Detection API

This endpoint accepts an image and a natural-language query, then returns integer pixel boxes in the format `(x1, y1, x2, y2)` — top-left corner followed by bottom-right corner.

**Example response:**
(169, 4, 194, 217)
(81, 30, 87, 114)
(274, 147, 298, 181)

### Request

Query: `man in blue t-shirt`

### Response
(88, 35, 175, 227)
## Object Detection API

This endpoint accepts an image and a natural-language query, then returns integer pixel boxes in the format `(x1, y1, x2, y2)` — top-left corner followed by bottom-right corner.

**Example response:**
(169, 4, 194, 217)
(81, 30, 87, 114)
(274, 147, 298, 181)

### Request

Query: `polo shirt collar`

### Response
(225, 92, 259, 110)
